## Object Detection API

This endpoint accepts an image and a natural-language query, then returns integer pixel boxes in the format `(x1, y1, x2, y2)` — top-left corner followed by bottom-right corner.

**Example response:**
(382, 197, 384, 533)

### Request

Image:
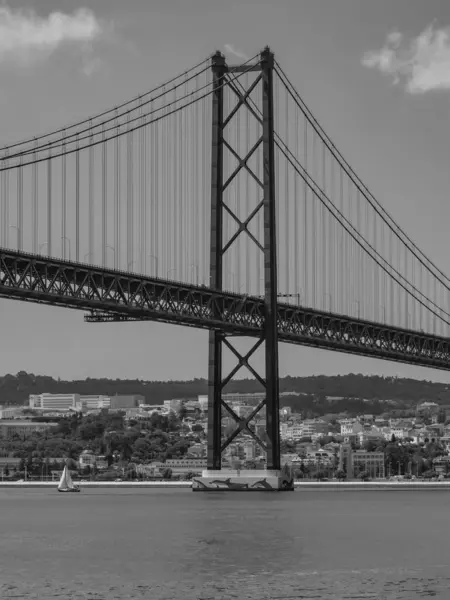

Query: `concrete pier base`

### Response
(192, 469, 294, 492)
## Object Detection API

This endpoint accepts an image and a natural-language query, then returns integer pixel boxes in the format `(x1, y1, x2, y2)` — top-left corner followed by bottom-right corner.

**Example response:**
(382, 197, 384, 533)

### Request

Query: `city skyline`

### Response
(2, 0, 450, 383)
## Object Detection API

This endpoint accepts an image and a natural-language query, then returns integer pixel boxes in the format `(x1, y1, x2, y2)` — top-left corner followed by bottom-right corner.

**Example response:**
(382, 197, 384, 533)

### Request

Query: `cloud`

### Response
(224, 44, 249, 62)
(362, 22, 450, 93)
(81, 55, 103, 77)
(0, 4, 104, 66)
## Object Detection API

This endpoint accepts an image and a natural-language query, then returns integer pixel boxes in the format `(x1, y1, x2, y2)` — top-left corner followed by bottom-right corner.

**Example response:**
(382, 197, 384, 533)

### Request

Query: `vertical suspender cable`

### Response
(114, 110, 120, 270)
(1, 151, 8, 246)
(126, 113, 133, 270)
(294, 97, 299, 304)
(285, 81, 290, 299)
(88, 121, 94, 264)
(32, 140, 38, 253)
(321, 140, 326, 308)
(62, 131, 67, 259)
(102, 124, 107, 267)
(303, 116, 308, 305)
(311, 129, 316, 308)
(17, 157, 23, 250)
(75, 135, 80, 262)
(47, 152, 52, 256)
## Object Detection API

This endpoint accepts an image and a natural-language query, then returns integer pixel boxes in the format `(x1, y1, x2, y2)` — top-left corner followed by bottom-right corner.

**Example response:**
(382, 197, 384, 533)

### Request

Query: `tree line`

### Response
(2, 371, 450, 406)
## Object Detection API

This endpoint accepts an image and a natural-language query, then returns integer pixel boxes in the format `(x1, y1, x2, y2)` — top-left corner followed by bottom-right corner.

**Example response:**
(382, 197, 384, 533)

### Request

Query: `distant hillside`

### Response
(1, 371, 450, 407)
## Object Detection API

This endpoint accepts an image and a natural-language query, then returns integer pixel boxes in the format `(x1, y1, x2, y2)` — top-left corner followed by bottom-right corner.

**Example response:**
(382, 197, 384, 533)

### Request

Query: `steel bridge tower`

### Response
(194, 47, 293, 491)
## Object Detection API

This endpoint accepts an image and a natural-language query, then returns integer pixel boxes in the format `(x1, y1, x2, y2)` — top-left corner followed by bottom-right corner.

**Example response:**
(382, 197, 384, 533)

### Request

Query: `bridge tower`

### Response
(194, 47, 293, 492)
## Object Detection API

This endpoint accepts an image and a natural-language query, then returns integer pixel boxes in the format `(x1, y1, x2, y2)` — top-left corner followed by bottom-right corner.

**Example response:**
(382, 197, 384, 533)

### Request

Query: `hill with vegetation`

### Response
(1, 371, 450, 407)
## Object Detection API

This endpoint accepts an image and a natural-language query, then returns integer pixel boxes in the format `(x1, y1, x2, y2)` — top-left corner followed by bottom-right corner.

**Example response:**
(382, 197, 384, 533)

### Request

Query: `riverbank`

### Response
(0, 481, 192, 488)
(295, 481, 450, 491)
(1, 480, 450, 490)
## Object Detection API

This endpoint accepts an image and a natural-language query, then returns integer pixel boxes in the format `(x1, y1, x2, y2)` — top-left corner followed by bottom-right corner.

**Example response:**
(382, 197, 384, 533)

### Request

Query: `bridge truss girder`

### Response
(1, 248, 450, 370)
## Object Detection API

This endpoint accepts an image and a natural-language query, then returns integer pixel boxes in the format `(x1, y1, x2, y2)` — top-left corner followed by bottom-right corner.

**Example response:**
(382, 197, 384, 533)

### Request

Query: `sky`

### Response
(1, 0, 450, 383)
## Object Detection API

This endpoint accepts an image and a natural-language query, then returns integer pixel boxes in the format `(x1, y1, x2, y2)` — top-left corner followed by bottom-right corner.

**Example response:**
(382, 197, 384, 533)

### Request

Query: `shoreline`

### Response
(1, 480, 450, 490)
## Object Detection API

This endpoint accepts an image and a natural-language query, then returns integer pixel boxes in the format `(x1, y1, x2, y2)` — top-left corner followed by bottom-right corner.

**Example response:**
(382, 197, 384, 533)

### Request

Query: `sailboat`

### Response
(57, 465, 80, 493)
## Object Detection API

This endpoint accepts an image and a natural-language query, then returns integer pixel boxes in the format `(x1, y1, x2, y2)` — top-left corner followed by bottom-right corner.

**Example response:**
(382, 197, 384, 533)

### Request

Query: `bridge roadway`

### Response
(1, 247, 450, 371)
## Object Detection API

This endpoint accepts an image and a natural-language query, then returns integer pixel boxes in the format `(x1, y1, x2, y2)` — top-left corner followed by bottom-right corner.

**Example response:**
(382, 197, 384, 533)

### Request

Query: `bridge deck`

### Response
(1, 247, 450, 370)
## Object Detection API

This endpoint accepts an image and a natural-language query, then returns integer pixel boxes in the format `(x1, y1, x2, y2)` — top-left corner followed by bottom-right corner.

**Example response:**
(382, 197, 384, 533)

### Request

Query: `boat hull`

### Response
(57, 488, 80, 493)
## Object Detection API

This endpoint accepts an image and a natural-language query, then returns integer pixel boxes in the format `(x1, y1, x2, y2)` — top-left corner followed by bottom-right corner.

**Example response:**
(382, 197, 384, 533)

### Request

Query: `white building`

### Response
(286, 425, 303, 440)
(0, 407, 23, 419)
(140, 404, 170, 416)
(164, 399, 183, 413)
(78, 395, 111, 410)
(0, 420, 59, 438)
(234, 405, 254, 418)
(340, 421, 363, 436)
(222, 392, 265, 407)
(29, 393, 80, 411)
(301, 419, 328, 437)
(198, 395, 208, 411)
(243, 441, 256, 460)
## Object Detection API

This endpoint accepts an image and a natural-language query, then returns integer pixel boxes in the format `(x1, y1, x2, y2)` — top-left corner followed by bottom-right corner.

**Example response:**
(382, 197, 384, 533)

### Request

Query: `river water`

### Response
(0, 488, 448, 599)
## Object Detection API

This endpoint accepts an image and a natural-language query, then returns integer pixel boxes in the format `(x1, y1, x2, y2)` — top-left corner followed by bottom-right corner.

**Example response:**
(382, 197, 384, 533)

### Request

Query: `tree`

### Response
(335, 469, 346, 481)
(161, 467, 172, 480)
(131, 438, 154, 463)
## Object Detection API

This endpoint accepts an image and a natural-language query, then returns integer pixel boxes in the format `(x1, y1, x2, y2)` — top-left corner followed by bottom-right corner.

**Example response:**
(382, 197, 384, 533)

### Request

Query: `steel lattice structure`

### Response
(204, 48, 282, 470)
(1, 247, 450, 368)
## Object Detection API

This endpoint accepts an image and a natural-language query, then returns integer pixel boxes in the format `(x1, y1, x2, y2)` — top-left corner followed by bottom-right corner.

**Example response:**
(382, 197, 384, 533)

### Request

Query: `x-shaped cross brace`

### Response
(219, 335, 267, 453)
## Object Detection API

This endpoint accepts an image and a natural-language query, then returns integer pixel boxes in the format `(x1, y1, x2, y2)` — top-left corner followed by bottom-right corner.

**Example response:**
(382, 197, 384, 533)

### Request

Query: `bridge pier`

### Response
(197, 46, 293, 492)
(193, 468, 294, 492)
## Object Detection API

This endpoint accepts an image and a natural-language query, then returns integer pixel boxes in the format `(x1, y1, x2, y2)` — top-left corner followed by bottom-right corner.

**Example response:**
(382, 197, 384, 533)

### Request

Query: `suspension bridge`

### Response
(1, 46, 449, 490)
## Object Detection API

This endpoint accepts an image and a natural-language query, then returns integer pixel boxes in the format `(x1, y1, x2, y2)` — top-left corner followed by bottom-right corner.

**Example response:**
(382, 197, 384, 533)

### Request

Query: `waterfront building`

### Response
(352, 450, 385, 479)
(152, 458, 206, 470)
(339, 444, 385, 479)
(432, 456, 450, 474)
(78, 450, 108, 470)
(0, 457, 21, 470)
(338, 444, 354, 477)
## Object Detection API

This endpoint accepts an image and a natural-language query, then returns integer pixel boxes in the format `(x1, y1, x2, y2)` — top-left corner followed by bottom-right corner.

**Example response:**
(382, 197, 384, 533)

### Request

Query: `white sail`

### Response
(58, 466, 69, 490)
(65, 467, 75, 488)
(58, 465, 76, 491)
